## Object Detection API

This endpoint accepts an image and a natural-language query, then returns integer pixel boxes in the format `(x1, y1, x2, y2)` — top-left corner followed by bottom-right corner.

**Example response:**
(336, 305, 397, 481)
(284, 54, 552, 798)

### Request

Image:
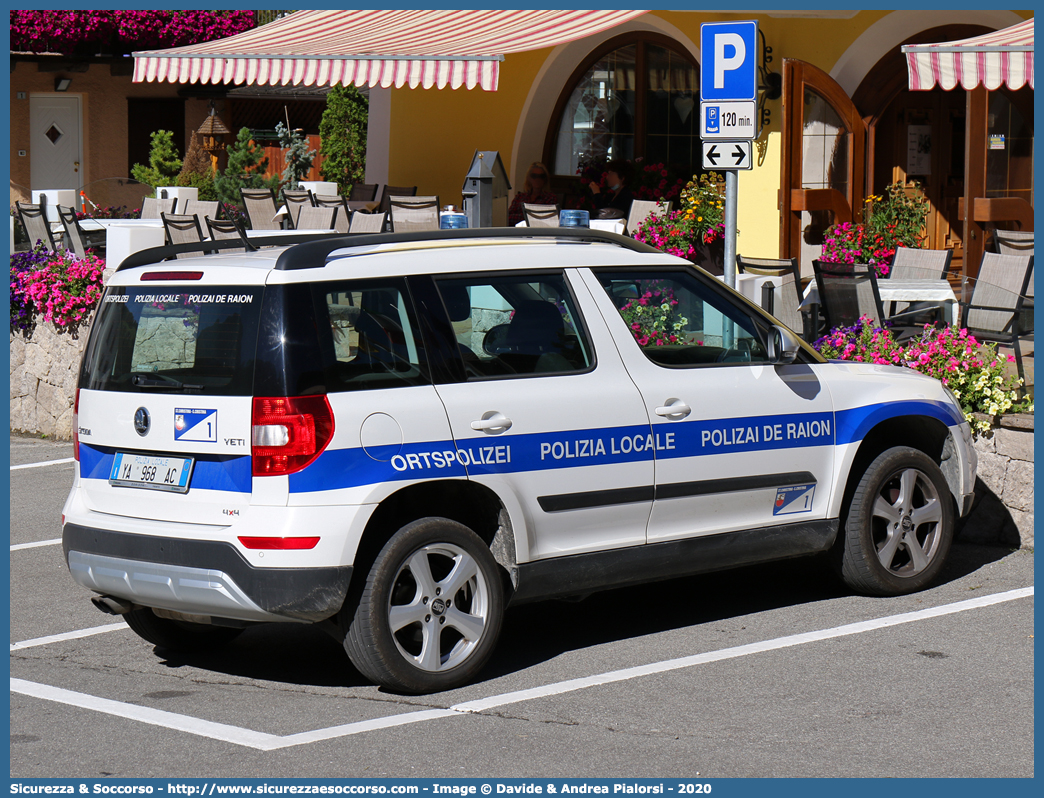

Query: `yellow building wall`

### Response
(383, 9, 1030, 258)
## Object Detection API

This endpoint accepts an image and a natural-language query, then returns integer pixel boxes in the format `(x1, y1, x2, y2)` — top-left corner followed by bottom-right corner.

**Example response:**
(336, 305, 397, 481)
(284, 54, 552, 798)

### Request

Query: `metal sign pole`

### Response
(724, 169, 738, 289)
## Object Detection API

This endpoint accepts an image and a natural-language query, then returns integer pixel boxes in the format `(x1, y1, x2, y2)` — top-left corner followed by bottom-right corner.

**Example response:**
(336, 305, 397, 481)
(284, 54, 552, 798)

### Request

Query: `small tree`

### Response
(319, 84, 368, 195)
(176, 135, 218, 201)
(215, 127, 280, 208)
(276, 121, 316, 190)
(130, 130, 182, 190)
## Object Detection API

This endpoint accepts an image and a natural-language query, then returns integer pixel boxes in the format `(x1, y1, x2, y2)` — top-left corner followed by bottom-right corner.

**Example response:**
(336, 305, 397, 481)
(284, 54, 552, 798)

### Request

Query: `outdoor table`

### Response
(802, 278, 959, 326)
(589, 218, 626, 235)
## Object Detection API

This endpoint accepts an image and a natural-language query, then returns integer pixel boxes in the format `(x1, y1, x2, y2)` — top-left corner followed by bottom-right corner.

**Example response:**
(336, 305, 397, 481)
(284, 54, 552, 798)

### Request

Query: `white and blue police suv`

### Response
(62, 227, 976, 693)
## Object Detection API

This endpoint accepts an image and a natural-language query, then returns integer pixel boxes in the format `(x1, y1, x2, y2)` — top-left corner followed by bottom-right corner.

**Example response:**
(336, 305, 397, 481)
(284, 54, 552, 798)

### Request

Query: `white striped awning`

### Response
(133, 9, 648, 92)
(903, 18, 1034, 91)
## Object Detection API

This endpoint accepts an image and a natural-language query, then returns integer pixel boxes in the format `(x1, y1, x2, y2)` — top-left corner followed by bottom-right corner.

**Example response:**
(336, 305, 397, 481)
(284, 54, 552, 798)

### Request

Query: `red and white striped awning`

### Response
(133, 9, 648, 92)
(903, 18, 1034, 91)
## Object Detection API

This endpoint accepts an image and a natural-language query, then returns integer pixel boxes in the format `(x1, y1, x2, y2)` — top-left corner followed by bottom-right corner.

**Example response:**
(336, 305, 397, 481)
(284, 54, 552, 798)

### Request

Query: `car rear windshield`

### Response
(80, 287, 263, 396)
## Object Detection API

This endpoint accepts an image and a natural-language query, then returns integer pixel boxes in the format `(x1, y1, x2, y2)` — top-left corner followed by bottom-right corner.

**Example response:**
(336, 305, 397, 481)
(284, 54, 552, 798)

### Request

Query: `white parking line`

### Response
(10, 622, 128, 651)
(11, 458, 75, 471)
(9, 586, 1033, 750)
(11, 538, 62, 552)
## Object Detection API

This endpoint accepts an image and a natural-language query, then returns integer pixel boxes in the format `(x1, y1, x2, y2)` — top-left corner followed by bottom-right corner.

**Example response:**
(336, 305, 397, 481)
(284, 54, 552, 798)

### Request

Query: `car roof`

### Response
(109, 229, 689, 287)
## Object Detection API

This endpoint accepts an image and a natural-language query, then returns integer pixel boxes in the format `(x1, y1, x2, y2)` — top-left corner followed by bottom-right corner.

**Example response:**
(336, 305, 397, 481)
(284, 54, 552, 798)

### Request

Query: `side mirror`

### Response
(767, 324, 801, 365)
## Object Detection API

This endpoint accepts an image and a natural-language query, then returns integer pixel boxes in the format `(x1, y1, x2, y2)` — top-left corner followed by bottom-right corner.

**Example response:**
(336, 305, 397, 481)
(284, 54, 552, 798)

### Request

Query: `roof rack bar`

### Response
(272, 227, 660, 271)
(114, 232, 345, 271)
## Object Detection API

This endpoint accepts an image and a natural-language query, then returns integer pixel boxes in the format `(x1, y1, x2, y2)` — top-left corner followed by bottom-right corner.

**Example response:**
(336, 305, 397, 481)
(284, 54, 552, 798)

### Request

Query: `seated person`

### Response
(587, 159, 635, 218)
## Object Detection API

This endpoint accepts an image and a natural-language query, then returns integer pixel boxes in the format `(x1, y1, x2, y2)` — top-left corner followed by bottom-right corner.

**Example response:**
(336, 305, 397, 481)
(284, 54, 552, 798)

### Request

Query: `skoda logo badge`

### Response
(133, 407, 151, 437)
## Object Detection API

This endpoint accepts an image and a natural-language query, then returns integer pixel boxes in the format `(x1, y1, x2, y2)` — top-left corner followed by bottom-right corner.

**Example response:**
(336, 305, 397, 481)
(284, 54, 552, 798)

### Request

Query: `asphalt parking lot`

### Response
(10, 434, 1035, 779)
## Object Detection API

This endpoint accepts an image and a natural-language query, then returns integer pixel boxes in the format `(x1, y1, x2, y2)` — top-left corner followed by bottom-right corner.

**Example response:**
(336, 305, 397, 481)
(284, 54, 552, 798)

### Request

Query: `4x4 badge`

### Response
(133, 407, 151, 436)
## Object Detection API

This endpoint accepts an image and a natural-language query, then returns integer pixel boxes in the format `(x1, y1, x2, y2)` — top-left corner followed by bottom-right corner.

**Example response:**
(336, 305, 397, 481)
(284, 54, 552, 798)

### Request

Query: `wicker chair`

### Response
(626, 199, 670, 235)
(348, 211, 388, 234)
(522, 203, 559, 227)
(737, 255, 808, 339)
(295, 206, 338, 230)
(180, 199, 220, 222)
(204, 216, 252, 254)
(992, 229, 1034, 257)
(960, 252, 1034, 381)
(314, 194, 351, 234)
(140, 197, 176, 219)
(160, 212, 205, 258)
(281, 189, 314, 228)
(349, 183, 379, 202)
(15, 202, 56, 250)
(389, 195, 440, 233)
(240, 188, 280, 231)
(56, 205, 91, 259)
(377, 185, 418, 215)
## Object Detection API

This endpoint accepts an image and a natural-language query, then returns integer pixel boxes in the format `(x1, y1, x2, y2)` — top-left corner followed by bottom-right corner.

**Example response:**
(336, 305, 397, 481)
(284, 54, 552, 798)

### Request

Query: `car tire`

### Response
(343, 517, 504, 694)
(839, 446, 954, 596)
(123, 607, 243, 651)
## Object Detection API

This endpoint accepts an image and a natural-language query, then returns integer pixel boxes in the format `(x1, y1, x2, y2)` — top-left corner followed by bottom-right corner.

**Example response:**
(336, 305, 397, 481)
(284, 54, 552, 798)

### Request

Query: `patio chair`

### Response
(626, 199, 670, 235)
(389, 195, 440, 233)
(960, 252, 1034, 382)
(160, 212, 205, 258)
(180, 199, 220, 222)
(348, 211, 388, 234)
(295, 206, 338, 230)
(349, 183, 379, 202)
(887, 247, 954, 324)
(56, 205, 92, 259)
(377, 185, 418, 215)
(737, 255, 809, 339)
(140, 196, 176, 219)
(992, 229, 1033, 257)
(281, 188, 314, 228)
(314, 194, 351, 233)
(204, 216, 252, 254)
(813, 260, 925, 340)
(240, 188, 281, 231)
(15, 202, 56, 250)
(522, 203, 559, 227)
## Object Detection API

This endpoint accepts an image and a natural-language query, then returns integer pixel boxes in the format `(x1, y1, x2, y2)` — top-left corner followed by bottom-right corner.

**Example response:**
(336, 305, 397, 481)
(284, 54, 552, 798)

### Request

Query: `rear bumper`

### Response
(63, 524, 352, 623)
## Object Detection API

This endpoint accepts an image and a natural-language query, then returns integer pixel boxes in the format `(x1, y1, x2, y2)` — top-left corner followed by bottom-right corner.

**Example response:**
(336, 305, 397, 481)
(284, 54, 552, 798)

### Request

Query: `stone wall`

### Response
(10, 324, 88, 440)
(959, 414, 1034, 549)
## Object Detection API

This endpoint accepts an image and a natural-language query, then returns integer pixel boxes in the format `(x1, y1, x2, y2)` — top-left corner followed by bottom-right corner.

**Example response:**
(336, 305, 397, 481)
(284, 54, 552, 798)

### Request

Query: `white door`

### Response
(432, 270, 654, 563)
(30, 94, 82, 189)
(578, 266, 836, 544)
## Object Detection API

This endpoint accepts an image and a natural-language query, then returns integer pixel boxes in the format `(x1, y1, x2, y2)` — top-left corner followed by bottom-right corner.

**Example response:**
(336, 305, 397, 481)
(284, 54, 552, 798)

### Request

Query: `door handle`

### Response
(471, 411, 513, 433)
(654, 399, 691, 419)
(73, 161, 79, 173)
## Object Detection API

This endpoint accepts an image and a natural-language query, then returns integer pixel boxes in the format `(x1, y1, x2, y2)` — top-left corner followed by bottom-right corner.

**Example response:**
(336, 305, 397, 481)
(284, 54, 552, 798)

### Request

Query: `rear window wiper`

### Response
(129, 372, 203, 391)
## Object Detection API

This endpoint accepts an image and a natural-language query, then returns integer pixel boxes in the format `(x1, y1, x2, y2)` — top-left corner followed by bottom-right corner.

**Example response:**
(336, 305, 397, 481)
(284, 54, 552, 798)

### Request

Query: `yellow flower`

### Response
(697, 216, 702, 222)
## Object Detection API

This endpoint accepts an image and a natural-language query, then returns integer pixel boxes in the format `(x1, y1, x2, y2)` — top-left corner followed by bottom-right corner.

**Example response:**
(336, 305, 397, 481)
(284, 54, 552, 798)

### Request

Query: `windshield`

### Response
(80, 287, 263, 395)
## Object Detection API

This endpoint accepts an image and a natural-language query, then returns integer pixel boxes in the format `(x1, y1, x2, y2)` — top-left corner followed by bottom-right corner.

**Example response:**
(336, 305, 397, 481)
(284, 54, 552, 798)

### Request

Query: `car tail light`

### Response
(251, 396, 334, 476)
(72, 387, 80, 461)
(238, 536, 320, 550)
(140, 271, 204, 281)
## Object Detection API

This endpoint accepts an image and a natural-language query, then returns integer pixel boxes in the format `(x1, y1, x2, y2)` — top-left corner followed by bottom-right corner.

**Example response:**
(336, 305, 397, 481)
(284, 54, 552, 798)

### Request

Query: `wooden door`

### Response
(780, 60, 866, 277)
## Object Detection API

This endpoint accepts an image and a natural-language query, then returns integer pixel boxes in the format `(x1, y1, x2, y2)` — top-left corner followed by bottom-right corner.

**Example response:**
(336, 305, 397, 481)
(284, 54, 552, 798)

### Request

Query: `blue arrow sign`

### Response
(701, 20, 758, 102)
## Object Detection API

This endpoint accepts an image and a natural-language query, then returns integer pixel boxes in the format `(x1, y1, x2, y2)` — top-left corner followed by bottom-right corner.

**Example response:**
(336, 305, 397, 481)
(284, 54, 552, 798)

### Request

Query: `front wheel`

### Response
(839, 446, 954, 596)
(343, 518, 505, 694)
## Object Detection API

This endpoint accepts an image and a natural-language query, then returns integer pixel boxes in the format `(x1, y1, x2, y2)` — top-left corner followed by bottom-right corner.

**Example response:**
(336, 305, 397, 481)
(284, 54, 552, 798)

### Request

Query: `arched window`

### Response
(544, 33, 701, 177)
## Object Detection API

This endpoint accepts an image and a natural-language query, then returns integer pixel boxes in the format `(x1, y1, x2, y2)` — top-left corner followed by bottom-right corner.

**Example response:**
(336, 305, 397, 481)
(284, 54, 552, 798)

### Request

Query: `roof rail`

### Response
(272, 226, 660, 271)
(115, 227, 660, 273)
(114, 232, 346, 271)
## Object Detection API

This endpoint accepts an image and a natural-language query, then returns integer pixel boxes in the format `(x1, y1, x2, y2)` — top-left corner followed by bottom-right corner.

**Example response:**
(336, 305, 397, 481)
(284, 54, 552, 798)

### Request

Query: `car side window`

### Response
(596, 269, 769, 366)
(312, 279, 429, 392)
(435, 273, 593, 378)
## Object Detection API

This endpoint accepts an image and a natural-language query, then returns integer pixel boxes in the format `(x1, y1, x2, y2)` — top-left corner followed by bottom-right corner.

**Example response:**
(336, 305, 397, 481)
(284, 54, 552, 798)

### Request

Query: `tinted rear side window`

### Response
(81, 287, 263, 396)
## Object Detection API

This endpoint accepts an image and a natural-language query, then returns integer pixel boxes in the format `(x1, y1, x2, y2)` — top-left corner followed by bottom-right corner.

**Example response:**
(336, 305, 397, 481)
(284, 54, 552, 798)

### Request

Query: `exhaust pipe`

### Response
(91, 595, 134, 615)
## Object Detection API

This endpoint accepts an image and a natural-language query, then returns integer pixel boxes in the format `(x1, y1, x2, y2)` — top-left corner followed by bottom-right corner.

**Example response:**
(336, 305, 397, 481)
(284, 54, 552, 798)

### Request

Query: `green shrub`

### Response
(319, 85, 368, 196)
(130, 130, 182, 191)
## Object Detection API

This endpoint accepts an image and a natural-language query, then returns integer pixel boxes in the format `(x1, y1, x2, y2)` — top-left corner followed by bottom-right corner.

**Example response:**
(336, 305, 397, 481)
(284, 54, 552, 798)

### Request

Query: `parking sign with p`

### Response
(700, 20, 758, 102)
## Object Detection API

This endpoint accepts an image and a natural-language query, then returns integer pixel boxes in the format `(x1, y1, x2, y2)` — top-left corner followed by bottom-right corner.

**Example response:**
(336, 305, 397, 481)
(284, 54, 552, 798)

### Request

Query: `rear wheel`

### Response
(123, 607, 243, 651)
(343, 518, 504, 694)
(839, 446, 954, 595)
